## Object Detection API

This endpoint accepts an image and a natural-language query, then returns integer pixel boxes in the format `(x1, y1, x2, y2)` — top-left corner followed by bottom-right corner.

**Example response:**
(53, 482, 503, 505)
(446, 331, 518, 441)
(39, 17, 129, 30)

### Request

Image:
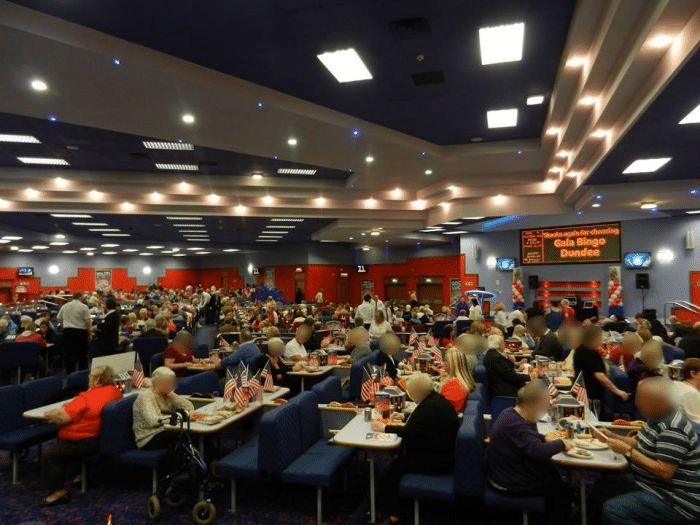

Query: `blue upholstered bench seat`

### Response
(281, 442, 353, 486)
(0, 423, 58, 450)
(118, 448, 168, 467)
(217, 436, 262, 480)
(483, 487, 546, 513)
(399, 473, 455, 502)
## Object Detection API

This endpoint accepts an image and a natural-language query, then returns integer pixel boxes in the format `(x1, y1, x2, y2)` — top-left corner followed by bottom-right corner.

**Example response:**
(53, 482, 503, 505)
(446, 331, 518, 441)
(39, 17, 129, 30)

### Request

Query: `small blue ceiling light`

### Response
(420, 151, 429, 158)
(112, 57, 122, 67)
(576, 211, 584, 217)
(47, 114, 59, 122)
(256, 100, 264, 109)
(351, 128, 361, 138)
(516, 149, 524, 157)
(271, 155, 278, 160)
(595, 194, 604, 200)
(690, 188, 699, 195)
(177, 138, 185, 143)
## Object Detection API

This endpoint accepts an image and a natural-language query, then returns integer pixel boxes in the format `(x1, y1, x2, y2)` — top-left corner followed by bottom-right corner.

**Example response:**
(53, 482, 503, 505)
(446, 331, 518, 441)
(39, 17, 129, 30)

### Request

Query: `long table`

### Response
(22, 389, 143, 420)
(287, 365, 334, 391)
(332, 413, 402, 524)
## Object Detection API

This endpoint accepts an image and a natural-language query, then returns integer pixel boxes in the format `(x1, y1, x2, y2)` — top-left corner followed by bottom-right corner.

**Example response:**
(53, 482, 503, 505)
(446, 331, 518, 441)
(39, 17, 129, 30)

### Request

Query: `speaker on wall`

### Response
(472, 245, 480, 260)
(528, 275, 539, 289)
(687, 230, 695, 250)
(636, 273, 650, 290)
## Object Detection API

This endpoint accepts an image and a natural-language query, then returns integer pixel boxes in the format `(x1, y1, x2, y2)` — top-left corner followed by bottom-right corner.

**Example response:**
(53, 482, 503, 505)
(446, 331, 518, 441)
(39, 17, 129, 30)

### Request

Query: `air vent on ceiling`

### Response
(198, 160, 218, 167)
(389, 17, 431, 38)
(412, 70, 445, 86)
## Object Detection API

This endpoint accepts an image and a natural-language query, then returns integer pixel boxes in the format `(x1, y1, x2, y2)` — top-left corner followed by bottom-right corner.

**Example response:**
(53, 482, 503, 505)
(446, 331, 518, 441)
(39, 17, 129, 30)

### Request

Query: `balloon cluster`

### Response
(608, 279, 623, 306)
(512, 274, 525, 308)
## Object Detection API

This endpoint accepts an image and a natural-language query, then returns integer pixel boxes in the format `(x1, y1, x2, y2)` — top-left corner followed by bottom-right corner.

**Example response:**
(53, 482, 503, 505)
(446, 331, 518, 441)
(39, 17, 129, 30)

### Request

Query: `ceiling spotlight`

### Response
(493, 194, 506, 204)
(53, 177, 69, 188)
(262, 195, 274, 206)
(234, 204, 247, 214)
(30, 79, 48, 92)
(365, 156, 374, 164)
(252, 173, 263, 181)
(549, 167, 563, 173)
(543, 180, 557, 191)
(315, 196, 326, 206)
(361, 246, 370, 251)
(578, 95, 599, 106)
(576, 211, 584, 217)
(287, 138, 297, 146)
(365, 197, 377, 208)
(112, 57, 122, 67)
(590, 129, 611, 139)
(412, 199, 426, 210)
(545, 127, 561, 136)
(647, 34, 674, 49)
(351, 128, 361, 138)
(690, 188, 700, 196)
(47, 114, 59, 122)
(178, 181, 192, 191)
(142, 266, 152, 275)
(566, 171, 580, 178)
(25, 188, 39, 198)
(256, 100, 264, 109)
(555, 150, 571, 159)
(448, 185, 459, 193)
(566, 56, 587, 68)
(207, 193, 221, 204)
(370, 231, 380, 236)
(88, 190, 103, 200)
(181, 113, 195, 124)
(592, 203, 601, 208)
(439, 202, 450, 209)
(424, 169, 433, 175)
(595, 194, 604, 200)
(391, 188, 403, 199)
(149, 191, 163, 202)
(640, 202, 658, 210)
(121, 201, 135, 211)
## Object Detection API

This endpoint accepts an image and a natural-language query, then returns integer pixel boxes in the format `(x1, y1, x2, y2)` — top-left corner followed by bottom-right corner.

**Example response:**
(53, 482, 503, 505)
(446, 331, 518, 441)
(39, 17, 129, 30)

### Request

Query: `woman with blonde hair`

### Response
(439, 348, 477, 412)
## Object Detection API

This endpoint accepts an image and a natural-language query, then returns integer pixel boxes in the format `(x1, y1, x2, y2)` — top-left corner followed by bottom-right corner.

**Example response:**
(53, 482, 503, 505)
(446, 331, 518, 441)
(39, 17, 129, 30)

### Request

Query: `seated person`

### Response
(221, 329, 261, 368)
(627, 339, 663, 399)
(252, 337, 292, 387)
(484, 334, 533, 397)
(140, 318, 168, 339)
(37, 318, 56, 344)
(512, 324, 535, 350)
(487, 380, 572, 524)
(133, 367, 194, 450)
(346, 326, 371, 364)
(597, 377, 700, 524)
(455, 309, 469, 322)
(372, 374, 460, 522)
(453, 333, 488, 357)
(439, 348, 476, 412)
(609, 332, 643, 370)
(527, 315, 563, 361)
(284, 324, 311, 362)
(164, 330, 197, 376)
(39, 366, 122, 506)
(377, 332, 402, 380)
(679, 322, 700, 359)
(368, 310, 392, 341)
(574, 325, 629, 408)
(16, 319, 47, 349)
(438, 324, 454, 348)
(674, 358, 700, 425)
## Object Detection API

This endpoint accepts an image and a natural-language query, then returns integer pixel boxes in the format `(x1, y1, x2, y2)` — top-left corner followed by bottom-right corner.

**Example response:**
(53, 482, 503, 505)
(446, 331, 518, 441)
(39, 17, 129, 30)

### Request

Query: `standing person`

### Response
(57, 291, 92, 372)
(487, 380, 572, 524)
(468, 298, 483, 322)
(356, 295, 374, 329)
(314, 288, 324, 304)
(38, 366, 122, 505)
(560, 299, 577, 323)
(91, 296, 120, 356)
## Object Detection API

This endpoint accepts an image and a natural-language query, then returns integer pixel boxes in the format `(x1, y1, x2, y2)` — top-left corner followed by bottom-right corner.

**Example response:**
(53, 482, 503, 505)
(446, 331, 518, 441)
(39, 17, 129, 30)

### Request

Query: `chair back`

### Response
(66, 369, 90, 393)
(454, 412, 485, 497)
(150, 352, 165, 373)
(349, 350, 380, 400)
(21, 376, 63, 410)
(663, 344, 685, 364)
(100, 396, 137, 454)
(258, 401, 302, 474)
(311, 375, 343, 404)
(175, 371, 221, 396)
(490, 396, 517, 421)
(133, 337, 168, 372)
(0, 385, 25, 433)
(290, 391, 321, 451)
(0, 341, 41, 368)
(193, 343, 210, 359)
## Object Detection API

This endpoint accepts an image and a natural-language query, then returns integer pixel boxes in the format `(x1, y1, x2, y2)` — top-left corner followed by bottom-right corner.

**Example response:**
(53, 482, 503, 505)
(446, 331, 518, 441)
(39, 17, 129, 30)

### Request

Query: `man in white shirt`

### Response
(57, 291, 92, 372)
(356, 295, 374, 328)
(284, 324, 312, 361)
(674, 358, 700, 424)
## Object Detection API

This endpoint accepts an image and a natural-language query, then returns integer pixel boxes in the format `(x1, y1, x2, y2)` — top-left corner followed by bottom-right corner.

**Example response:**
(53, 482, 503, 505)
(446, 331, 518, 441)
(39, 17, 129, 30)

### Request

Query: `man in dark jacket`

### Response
(484, 334, 533, 397)
(527, 316, 563, 361)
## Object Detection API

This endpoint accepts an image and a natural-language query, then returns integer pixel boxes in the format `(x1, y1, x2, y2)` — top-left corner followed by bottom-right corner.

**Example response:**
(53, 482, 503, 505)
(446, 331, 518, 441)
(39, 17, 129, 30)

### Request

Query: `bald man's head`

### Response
(640, 340, 663, 370)
(295, 324, 312, 343)
(636, 376, 673, 420)
(454, 333, 488, 356)
(348, 326, 369, 347)
(406, 373, 434, 404)
(379, 333, 401, 356)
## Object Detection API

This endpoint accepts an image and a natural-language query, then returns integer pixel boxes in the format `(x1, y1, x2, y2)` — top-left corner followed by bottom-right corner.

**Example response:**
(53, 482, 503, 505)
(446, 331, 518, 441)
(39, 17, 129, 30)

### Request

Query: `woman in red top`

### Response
(164, 330, 199, 376)
(439, 349, 476, 412)
(39, 365, 122, 505)
(15, 320, 47, 349)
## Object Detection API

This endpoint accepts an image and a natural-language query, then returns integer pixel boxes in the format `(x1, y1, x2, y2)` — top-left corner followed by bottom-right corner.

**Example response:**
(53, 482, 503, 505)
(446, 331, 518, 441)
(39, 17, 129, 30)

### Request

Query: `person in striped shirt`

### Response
(598, 377, 700, 524)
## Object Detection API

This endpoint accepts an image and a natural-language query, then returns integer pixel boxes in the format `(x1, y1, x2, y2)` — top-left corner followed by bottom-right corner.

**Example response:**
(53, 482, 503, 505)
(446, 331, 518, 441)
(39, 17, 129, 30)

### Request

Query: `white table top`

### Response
(332, 413, 403, 451)
(287, 365, 335, 377)
(537, 420, 628, 471)
(22, 389, 142, 420)
(164, 387, 289, 434)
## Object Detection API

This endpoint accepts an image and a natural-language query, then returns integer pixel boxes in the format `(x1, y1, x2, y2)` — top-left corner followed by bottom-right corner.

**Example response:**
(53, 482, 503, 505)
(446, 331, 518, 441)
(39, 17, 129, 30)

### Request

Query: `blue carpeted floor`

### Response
(0, 443, 490, 525)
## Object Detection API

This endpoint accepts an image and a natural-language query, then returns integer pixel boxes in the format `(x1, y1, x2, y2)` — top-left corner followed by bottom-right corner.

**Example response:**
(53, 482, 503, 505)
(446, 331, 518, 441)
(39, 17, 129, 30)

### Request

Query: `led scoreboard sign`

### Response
(520, 222, 621, 265)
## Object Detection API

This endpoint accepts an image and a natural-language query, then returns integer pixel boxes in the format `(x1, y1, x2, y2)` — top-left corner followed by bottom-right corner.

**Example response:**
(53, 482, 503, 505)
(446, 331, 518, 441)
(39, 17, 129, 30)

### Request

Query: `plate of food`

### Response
(546, 430, 570, 441)
(553, 377, 572, 388)
(566, 447, 594, 459)
(328, 401, 357, 409)
(611, 419, 645, 428)
(573, 437, 608, 450)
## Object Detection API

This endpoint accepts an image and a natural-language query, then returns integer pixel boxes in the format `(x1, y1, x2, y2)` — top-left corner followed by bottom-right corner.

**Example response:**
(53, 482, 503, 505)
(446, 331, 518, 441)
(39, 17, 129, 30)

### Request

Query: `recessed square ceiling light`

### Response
(146, 245, 164, 249)
(640, 202, 658, 210)
(174, 224, 205, 228)
(102, 233, 131, 237)
(102, 251, 117, 255)
(679, 103, 700, 125)
(143, 141, 194, 150)
(622, 157, 671, 174)
(256, 239, 279, 242)
(62, 250, 77, 253)
(223, 248, 240, 252)
(0, 134, 41, 143)
(487, 108, 518, 128)
(443, 230, 469, 235)
(155, 163, 198, 171)
(316, 48, 373, 82)
(277, 168, 317, 175)
(89, 229, 120, 232)
(179, 230, 208, 233)
(17, 157, 69, 165)
(49, 241, 68, 246)
(51, 214, 92, 218)
(186, 247, 205, 251)
(526, 95, 545, 105)
(122, 248, 138, 252)
(102, 244, 120, 247)
(73, 222, 109, 226)
(478, 22, 525, 65)
(461, 216, 485, 220)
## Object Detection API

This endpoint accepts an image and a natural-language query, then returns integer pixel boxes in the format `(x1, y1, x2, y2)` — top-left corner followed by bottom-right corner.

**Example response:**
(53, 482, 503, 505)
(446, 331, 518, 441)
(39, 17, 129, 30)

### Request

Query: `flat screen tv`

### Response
(17, 267, 34, 276)
(624, 252, 651, 269)
(496, 257, 516, 271)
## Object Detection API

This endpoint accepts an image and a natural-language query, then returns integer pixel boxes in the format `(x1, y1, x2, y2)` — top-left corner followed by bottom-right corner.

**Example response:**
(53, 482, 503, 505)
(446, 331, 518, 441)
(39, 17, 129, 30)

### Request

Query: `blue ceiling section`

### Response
(0, 112, 351, 180)
(10, 0, 576, 145)
(0, 212, 336, 247)
(586, 49, 700, 186)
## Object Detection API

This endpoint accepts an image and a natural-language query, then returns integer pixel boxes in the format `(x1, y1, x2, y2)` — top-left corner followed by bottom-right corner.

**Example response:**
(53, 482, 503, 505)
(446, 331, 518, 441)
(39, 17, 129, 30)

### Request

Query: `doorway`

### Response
(690, 271, 700, 306)
(0, 280, 12, 304)
(295, 272, 305, 302)
(336, 277, 348, 305)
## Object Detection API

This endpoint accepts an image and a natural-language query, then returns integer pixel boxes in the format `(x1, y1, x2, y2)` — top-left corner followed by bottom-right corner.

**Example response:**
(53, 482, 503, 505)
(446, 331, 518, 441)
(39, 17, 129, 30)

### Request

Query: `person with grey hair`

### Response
(627, 339, 663, 401)
(346, 326, 371, 364)
(487, 380, 572, 524)
(596, 377, 700, 524)
(284, 324, 311, 361)
(253, 337, 291, 388)
(133, 367, 194, 450)
(372, 373, 459, 522)
(527, 315, 563, 360)
(484, 333, 534, 398)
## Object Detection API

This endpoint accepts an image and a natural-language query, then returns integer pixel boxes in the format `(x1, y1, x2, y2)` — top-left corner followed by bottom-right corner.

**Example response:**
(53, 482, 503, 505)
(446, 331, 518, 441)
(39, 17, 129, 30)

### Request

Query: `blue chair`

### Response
(193, 343, 210, 359)
(483, 487, 545, 525)
(311, 375, 343, 404)
(349, 350, 380, 401)
(490, 397, 517, 421)
(663, 344, 685, 363)
(133, 337, 168, 374)
(66, 369, 89, 394)
(0, 342, 42, 383)
(0, 384, 58, 483)
(175, 371, 221, 396)
(21, 376, 63, 410)
(98, 396, 167, 494)
(470, 382, 486, 402)
(150, 352, 165, 372)
(473, 364, 490, 409)
(455, 320, 472, 336)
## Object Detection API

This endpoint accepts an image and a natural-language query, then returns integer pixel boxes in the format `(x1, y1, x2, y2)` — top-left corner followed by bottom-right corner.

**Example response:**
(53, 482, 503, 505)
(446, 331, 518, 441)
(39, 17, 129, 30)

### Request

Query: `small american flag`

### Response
(432, 348, 443, 366)
(234, 374, 249, 408)
(360, 365, 380, 402)
(261, 361, 275, 392)
(543, 376, 559, 399)
(571, 372, 589, 407)
(248, 370, 261, 396)
(379, 365, 393, 387)
(223, 369, 236, 401)
(408, 329, 418, 346)
(131, 359, 145, 390)
(237, 362, 249, 389)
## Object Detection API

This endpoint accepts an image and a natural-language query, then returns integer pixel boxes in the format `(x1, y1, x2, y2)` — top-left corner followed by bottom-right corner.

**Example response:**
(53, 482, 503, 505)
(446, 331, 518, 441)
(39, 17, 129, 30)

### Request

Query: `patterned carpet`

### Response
(0, 444, 491, 525)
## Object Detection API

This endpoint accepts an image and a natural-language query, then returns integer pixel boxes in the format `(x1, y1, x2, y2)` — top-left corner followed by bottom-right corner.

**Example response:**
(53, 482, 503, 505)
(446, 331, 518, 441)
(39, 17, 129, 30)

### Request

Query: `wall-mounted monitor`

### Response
(520, 222, 621, 265)
(496, 257, 516, 271)
(624, 252, 651, 269)
(17, 267, 34, 276)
